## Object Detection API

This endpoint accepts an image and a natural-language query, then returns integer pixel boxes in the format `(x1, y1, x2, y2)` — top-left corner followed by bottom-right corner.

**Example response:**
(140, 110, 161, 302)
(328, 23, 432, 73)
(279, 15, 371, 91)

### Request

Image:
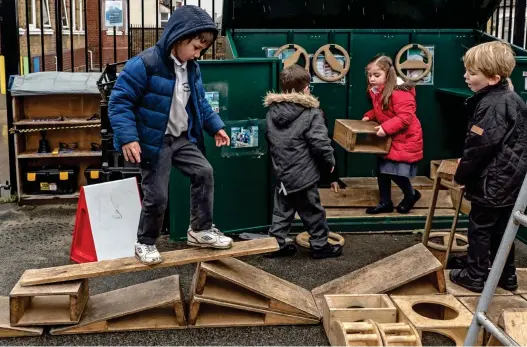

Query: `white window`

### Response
(161, 12, 169, 27)
(26, 0, 51, 29)
(61, 0, 69, 29)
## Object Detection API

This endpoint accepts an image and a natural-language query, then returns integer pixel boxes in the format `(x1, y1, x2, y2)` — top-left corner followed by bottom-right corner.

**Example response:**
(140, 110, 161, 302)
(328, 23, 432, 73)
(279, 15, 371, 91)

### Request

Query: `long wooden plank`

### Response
(340, 176, 434, 190)
(20, 238, 279, 286)
(320, 208, 456, 219)
(311, 243, 442, 311)
(51, 275, 184, 335)
(201, 258, 320, 319)
(10, 278, 83, 297)
(0, 297, 43, 337)
(319, 188, 453, 208)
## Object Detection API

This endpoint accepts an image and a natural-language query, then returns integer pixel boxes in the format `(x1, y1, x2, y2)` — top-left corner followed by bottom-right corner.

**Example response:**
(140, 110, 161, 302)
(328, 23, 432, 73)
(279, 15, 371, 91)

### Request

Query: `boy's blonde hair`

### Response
(463, 41, 516, 79)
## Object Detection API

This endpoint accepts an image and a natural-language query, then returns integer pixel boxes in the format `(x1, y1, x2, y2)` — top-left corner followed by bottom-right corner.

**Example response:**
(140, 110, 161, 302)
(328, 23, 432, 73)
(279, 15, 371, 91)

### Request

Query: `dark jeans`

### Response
(466, 203, 516, 279)
(137, 134, 214, 245)
(269, 184, 329, 250)
(378, 173, 415, 205)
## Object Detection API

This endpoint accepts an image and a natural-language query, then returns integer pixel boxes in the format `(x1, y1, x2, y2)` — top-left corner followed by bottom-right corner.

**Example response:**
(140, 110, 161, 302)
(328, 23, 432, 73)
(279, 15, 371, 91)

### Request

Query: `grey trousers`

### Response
(268, 184, 329, 250)
(137, 134, 214, 245)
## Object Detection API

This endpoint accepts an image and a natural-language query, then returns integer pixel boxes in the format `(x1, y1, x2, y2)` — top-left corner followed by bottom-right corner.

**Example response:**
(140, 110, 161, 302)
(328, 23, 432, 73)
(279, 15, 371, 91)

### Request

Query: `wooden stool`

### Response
(423, 160, 466, 268)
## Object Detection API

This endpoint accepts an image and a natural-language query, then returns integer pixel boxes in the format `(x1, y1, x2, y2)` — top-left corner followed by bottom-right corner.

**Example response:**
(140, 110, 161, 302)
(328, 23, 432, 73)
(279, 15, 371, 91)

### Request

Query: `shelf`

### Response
(14, 119, 101, 126)
(435, 87, 473, 98)
(20, 192, 80, 201)
(18, 150, 102, 159)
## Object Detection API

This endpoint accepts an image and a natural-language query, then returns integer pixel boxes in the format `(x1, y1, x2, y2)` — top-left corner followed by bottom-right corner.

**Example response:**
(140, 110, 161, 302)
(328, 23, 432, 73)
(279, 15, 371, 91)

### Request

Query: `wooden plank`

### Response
(15, 119, 101, 126)
(10, 279, 83, 297)
(20, 238, 279, 286)
(387, 276, 441, 296)
(201, 258, 320, 319)
(336, 119, 380, 134)
(321, 208, 455, 219)
(311, 243, 442, 311)
(502, 310, 527, 345)
(513, 269, 527, 294)
(340, 177, 434, 190)
(437, 160, 459, 181)
(459, 296, 527, 326)
(319, 188, 453, 208)
(445, 270, 513, 296)
(51, 275, 185, 335)
(0, 297, 43, 337)
(18, 150, 102, 159)
(191, 302, 317, 328)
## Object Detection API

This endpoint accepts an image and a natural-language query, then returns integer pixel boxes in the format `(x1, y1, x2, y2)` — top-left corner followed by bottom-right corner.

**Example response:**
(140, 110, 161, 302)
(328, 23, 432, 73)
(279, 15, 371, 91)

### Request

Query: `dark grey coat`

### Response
(264, 92, 335, 194)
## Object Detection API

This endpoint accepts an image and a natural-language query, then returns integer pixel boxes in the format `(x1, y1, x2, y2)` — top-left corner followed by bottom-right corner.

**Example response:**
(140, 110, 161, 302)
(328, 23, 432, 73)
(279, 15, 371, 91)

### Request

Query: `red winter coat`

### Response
(363, 81, 423, 163)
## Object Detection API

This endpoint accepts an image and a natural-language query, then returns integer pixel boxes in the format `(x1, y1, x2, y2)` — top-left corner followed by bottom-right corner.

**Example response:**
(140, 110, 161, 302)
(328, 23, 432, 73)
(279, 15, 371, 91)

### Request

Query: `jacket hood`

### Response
(155, 5, 218, 60)
(264, 92, 319, 128)
(395, 77, 416, 94)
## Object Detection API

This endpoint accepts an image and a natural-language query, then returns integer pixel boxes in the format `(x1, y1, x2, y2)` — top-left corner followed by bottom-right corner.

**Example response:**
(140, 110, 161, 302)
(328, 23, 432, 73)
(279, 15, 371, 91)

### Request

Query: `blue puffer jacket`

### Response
(108, 5, 224, 167)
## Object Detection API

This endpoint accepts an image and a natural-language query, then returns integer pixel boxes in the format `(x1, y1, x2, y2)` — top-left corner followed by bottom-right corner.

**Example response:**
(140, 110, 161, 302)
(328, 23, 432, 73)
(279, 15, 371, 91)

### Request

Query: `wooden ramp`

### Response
(10, 278, 88, 326)
(19, 238, 279, 287)
(50, 275, 185, 335)
(0, 297, 43, 337)
(188, 258, 320, 328)
(311, 243, 443, 311)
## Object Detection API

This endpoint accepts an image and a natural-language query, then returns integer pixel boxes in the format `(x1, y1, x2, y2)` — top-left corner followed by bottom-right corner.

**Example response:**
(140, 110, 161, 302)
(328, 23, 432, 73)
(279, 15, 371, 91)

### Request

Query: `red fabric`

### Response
(363, 85, 423, 163)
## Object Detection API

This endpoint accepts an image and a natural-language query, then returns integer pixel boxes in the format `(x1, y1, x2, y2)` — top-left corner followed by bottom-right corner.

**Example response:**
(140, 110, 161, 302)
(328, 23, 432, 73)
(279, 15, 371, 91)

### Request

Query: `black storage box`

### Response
(84, 165, 104, 185)
(24, 166, 78, 195)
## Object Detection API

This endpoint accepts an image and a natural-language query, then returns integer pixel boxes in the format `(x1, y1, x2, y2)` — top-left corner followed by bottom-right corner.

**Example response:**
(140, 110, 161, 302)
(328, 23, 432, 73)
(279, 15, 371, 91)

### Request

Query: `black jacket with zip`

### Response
(264, 92, 335, 194)
(454, 81, 527, 207)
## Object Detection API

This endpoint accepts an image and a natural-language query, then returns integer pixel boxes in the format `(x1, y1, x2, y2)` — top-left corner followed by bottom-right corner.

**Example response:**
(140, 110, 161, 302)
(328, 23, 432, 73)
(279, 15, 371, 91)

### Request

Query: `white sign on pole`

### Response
(105, 0, 124, 27)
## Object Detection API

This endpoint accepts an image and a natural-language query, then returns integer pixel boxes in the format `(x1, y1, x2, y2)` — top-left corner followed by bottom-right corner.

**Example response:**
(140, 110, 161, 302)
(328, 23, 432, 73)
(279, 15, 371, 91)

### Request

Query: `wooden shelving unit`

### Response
(12, 93, 102, 203)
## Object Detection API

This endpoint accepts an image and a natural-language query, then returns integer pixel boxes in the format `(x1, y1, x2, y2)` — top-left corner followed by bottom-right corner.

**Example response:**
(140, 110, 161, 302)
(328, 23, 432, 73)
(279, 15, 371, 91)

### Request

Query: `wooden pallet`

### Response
(187, 258, 320, 327)
(311, 243, 443, 311)
(10, 278, 88, 326)
(50, 275, 185, 335)
(333, 119, 392, 154)
(322, 294, 397, 342)
(19, 238, 279, 287)
(0, 297, 43, 337)
(391, 294, 477, 346)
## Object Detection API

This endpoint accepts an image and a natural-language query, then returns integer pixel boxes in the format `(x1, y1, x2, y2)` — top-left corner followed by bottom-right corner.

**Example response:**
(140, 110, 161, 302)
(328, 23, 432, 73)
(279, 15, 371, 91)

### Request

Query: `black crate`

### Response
(24, 166, 78, 195)
(84, 165, 104, 185)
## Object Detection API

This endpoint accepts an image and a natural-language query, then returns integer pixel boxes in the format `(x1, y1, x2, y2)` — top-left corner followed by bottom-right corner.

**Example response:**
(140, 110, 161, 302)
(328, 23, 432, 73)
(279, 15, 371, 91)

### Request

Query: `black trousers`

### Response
(466, 203, 516, 279)
(269, 184, 329, 251)
(378, 173, 414, 204)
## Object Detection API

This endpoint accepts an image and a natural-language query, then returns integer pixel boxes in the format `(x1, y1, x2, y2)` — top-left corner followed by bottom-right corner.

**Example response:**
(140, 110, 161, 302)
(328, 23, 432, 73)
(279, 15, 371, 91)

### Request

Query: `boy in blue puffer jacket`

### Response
(109, 5, 233, 265)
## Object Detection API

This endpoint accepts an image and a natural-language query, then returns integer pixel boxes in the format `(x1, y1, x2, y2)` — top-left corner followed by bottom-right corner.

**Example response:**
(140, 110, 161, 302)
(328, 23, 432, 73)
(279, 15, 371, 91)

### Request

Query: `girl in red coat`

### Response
(362, 54, 424, 214)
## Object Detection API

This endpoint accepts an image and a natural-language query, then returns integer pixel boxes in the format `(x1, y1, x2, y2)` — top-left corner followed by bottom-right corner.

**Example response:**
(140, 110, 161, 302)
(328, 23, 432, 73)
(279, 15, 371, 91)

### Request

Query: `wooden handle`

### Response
(347, 334, 379, 342)
(343, 322, 374, 331)
(386, 335, 417, 343)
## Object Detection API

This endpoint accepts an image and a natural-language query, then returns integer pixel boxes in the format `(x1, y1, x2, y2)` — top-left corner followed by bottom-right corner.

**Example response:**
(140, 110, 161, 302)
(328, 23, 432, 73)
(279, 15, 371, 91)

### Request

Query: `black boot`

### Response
(366, 202, 394, 214)
(397, 190, 421, 214)
(447, 254, 467, 269)
(450, 268, 485, 293)
(312, 243, 343, 259)
(265, 243, 298, 258)
(498, 273, 518, 291)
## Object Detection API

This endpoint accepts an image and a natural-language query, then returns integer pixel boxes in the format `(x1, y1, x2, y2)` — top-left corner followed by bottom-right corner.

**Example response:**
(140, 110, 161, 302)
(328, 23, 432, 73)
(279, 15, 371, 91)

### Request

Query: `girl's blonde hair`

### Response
(366, 54, 398, 110)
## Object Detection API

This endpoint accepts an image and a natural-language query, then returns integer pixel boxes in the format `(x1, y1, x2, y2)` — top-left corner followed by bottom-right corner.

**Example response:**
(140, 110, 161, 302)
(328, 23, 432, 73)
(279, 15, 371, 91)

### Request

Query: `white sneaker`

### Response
(135, 242, 163, 265)
(187, 225, 233, 249)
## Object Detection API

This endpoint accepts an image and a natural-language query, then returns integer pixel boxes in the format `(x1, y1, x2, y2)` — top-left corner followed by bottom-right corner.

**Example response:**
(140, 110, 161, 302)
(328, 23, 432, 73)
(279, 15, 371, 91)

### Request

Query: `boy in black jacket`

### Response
(450, 41, 527, 292)
(264, 64, 343, 259)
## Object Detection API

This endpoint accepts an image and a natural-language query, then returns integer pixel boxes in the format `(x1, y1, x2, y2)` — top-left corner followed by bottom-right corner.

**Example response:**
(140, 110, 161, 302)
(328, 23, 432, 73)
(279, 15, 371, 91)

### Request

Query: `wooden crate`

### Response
(11, 93, 102, 203)
(10, 278, 88, 326)
(322, 294, 397, 340)
(333, 119, 392, 154)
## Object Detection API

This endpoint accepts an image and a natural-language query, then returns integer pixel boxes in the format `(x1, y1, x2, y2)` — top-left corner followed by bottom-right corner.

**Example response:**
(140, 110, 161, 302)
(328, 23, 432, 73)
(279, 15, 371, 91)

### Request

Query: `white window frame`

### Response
(160, 12, 169, 27)
(61, 0, 69, 29)
(78, 0, 83, 31)
(23, 0, 53, 35)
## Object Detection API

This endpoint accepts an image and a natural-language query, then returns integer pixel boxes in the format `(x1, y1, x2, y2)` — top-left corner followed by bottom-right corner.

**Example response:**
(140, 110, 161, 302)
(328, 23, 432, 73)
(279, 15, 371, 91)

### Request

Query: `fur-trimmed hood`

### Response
(264, 92, 320, 128)
(263, 92, 320, 108)
(395, 77, 416, 92)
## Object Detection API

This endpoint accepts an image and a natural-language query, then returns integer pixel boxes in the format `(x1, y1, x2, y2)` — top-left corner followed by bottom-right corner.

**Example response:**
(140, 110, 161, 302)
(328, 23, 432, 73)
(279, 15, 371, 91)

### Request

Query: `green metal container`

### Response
(169, 0, 527, 241)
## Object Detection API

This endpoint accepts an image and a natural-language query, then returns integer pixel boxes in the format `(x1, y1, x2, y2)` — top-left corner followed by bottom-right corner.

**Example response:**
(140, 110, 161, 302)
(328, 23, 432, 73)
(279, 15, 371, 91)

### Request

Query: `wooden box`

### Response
(10, 278, 88, 326)
(333, 119, 391, 154)
(322, 294, 397, 339)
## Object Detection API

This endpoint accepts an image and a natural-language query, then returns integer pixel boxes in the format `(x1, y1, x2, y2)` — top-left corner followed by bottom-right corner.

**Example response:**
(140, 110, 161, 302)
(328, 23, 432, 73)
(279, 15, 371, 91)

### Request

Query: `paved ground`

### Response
(0, 203, 526, 346)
